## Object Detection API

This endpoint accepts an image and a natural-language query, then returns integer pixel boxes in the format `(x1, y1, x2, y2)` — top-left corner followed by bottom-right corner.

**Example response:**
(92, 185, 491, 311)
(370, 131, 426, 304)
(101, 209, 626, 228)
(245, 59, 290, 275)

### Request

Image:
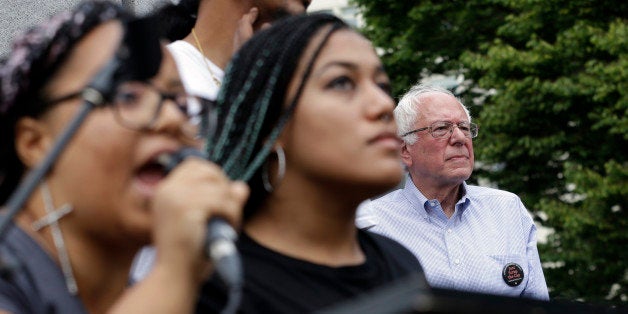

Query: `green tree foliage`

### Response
(354, 0, 627, 304)
(356, 0, 513, 98)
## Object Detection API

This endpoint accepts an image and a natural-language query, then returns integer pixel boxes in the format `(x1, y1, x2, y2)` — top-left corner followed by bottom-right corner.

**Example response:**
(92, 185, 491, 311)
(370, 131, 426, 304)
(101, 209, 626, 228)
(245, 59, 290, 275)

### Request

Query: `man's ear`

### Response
(400, 142, 413, 168)
(14, 117, 54, 169)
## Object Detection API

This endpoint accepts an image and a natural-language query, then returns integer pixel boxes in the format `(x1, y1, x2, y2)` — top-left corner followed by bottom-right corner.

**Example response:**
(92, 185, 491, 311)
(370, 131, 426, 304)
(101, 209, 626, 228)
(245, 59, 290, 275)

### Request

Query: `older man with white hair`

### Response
(357, 83, 549, 300)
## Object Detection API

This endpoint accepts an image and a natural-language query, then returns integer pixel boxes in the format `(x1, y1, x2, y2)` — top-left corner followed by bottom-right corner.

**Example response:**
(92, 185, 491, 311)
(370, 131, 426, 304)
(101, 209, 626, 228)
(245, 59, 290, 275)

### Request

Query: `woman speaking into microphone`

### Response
(0, 1, 247, 313)
(197, 12, 427, 313)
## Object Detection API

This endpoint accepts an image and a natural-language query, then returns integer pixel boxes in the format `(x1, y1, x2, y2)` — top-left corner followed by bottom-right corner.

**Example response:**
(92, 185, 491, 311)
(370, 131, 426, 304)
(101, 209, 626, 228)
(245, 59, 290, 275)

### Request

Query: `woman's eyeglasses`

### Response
(45, 81, 217, 139)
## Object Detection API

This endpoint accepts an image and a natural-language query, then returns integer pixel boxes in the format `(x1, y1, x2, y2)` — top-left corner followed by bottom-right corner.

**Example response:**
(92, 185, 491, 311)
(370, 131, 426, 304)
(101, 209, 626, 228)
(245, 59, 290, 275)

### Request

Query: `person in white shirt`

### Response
(150, 0, 312, 100)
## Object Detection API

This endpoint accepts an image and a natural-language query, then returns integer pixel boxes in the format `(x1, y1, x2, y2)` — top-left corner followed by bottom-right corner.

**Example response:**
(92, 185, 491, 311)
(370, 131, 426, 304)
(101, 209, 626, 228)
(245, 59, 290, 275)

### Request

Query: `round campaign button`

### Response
(502, 263, 524, 287)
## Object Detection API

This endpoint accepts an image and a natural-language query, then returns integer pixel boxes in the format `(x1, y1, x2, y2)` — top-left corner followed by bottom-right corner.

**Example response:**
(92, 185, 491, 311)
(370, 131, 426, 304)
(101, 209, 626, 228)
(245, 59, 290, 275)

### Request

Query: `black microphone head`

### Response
(157, 147, 207, 174)
(113, 16, 163, 83)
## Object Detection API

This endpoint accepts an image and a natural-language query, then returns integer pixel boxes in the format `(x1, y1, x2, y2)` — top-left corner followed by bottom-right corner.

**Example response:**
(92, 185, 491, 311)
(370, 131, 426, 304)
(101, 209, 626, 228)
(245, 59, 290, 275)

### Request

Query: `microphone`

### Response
(157, 148, 242, 290)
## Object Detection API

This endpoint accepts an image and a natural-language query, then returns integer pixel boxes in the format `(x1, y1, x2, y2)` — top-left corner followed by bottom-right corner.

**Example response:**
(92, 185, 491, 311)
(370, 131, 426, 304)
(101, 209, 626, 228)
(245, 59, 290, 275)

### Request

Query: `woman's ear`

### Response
(14, 117, 54, 168)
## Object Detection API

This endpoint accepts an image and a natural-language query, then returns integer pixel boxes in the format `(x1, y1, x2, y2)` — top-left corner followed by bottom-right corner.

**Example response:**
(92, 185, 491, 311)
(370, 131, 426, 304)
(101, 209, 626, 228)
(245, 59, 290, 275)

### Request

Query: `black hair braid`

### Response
(151, 0, 199, 41)
(208, 13, 345, 179)
(240, 22, 344, 181)
(208, 24, 302, 175)
(218, 30, 307, 178)
(205, 13, 348, 220)
(210, 49, 274, 173)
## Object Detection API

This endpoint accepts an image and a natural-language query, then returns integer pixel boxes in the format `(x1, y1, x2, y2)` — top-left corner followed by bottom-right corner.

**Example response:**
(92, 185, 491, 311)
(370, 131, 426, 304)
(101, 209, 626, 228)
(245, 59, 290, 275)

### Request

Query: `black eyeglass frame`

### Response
(43, 82, 217, 138)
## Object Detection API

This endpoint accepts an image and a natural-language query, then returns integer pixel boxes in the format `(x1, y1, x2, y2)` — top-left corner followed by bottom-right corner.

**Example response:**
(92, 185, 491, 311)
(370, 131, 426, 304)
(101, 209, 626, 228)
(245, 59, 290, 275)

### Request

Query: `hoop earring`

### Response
(262, 145, 286, 193)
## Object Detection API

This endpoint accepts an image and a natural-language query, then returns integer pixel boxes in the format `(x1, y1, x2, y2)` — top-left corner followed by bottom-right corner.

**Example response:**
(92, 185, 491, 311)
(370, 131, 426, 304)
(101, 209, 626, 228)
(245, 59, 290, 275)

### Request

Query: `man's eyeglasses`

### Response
(401, 121, 479, 139)
(46, 81, 217, 139)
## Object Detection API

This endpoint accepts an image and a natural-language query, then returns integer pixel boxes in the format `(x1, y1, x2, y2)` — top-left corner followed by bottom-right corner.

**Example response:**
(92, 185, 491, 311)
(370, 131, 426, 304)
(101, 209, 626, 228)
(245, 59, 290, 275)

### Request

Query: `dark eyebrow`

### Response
(315, 61, 357, 76)
(314, 61, 387, 77)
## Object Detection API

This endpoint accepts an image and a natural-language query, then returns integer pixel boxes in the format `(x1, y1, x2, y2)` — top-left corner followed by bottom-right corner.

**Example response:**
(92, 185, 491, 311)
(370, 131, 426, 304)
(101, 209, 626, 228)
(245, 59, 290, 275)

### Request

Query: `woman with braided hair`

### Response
(0, 1, 247, 313)
(197, 13, 427, 313)
(130, 0, 311, 285)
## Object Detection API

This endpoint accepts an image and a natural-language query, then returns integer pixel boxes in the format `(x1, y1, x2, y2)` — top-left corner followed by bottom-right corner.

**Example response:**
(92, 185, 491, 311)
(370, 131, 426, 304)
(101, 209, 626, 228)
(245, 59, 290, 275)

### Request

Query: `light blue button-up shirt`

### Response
(356, 176, 549, 300)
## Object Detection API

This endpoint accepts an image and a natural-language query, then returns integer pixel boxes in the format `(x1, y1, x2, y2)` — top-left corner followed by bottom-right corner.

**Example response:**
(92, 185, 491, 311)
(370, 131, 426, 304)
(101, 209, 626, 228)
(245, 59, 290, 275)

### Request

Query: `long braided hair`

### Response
(205, 13, 349, 220)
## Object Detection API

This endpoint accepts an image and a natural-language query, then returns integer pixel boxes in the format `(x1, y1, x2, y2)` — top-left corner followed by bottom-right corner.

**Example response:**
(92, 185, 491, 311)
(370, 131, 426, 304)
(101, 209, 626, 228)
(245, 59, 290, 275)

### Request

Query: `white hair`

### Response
(394, 83, 471, 145)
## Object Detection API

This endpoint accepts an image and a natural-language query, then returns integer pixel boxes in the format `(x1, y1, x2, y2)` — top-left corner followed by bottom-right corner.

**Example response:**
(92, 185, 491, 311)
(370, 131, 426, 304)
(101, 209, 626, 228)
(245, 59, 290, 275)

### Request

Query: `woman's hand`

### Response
(150, 157, 249, 283)
(110, 158, 248, 314)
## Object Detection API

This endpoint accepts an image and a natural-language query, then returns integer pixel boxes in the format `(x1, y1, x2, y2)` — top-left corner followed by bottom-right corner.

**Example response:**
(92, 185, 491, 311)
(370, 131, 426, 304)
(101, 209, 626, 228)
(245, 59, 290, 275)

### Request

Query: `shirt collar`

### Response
(401, 175, 430, 220)
(402, 177, 472, 220)
(457, 182, 471, 215)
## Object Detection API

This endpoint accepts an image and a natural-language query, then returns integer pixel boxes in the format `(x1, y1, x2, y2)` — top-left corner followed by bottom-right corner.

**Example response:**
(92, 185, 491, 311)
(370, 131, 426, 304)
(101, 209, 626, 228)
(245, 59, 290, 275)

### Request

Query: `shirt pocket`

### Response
(486, 254, 528, 297)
